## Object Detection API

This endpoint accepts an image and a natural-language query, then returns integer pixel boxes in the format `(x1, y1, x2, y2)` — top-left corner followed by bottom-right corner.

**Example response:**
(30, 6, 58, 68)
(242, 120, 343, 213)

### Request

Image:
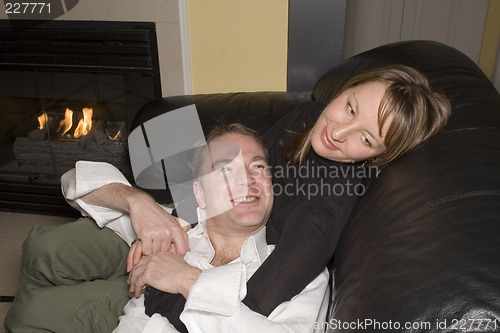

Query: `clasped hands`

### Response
(127, 240, 201, 299)
(126, 193, 199, 298)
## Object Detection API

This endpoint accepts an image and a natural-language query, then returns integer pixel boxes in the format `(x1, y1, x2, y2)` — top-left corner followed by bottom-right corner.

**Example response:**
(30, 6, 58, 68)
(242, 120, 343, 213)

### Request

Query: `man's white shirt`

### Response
(61, 161, 330, 333)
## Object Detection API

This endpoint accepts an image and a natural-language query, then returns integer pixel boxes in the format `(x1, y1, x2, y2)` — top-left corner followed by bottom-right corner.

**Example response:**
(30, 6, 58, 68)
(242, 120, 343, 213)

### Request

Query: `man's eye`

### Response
(252, 164, 266, 169)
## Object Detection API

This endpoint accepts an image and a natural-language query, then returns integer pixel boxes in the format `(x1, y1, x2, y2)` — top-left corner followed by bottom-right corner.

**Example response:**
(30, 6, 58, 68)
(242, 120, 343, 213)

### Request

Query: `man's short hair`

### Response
(193, 123, 268, 178)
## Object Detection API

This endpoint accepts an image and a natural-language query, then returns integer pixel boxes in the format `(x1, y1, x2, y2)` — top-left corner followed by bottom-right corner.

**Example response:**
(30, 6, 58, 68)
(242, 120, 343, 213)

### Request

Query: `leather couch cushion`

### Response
(323, 41, 500, 331)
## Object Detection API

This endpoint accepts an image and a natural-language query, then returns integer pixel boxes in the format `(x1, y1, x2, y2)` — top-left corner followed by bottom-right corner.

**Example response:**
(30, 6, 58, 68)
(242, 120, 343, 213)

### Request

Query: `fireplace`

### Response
(0, 20, 162, 216)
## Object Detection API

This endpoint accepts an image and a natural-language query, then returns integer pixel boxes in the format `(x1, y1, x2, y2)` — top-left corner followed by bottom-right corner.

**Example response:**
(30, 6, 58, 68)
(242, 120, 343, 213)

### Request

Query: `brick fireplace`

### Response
(0, 19, 162, 216)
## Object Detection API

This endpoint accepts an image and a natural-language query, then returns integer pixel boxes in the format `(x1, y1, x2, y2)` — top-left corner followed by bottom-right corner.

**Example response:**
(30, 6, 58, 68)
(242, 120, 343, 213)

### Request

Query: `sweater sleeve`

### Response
(242, 198, 351, 315)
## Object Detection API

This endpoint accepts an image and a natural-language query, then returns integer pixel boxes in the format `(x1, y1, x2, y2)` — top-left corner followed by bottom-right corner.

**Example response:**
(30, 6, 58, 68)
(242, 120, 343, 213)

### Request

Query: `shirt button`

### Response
(202, 255, 208, 261)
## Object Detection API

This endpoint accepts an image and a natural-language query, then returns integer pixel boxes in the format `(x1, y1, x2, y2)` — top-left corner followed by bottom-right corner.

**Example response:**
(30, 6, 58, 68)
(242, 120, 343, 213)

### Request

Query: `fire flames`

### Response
(57, 108, 74, 136)
(108, 131, 121, 141)
(37, 107, 121, 141)
(73, 108, 93, 138)
(38, 107, 94, 139)
(37, 113, 48, 130)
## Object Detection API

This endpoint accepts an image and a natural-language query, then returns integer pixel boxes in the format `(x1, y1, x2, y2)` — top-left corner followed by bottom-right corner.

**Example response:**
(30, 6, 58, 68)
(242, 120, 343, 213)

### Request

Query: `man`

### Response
(81, 124, 329, 332)
(5, 123, 328, 332)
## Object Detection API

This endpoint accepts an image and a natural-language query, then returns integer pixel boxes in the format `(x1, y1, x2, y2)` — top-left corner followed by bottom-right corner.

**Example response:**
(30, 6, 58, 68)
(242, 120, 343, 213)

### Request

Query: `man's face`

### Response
(193, 133, 273, 235)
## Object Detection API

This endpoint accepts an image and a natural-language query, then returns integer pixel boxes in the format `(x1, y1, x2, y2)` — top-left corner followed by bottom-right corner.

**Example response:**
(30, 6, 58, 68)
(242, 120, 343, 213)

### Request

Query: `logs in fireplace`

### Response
(0, 20, 161, 216)
(13, 115, 128, 176)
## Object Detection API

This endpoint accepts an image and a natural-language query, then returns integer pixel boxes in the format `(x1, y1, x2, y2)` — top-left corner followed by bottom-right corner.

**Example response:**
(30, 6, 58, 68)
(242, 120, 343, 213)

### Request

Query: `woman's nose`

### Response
(331, 122, 355, 142)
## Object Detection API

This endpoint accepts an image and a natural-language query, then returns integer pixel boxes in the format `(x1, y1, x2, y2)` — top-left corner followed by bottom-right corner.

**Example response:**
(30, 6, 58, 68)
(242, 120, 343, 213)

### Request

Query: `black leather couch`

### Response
(131, 41, 500, 332)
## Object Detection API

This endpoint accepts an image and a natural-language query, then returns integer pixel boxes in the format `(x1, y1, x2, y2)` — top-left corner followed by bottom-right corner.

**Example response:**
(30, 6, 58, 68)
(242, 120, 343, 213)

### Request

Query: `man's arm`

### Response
(81, 182, 190, 263)
(61, 161, 190, 266)
(181, 264, 329, 333)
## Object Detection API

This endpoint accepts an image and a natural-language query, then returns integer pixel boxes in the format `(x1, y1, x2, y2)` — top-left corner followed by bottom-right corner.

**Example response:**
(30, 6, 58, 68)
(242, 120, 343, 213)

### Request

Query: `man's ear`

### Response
(193, 181, 206, 209)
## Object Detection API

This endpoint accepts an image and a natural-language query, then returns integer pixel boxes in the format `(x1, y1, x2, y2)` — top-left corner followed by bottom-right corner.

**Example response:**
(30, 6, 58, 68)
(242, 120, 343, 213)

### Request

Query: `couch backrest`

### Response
(130, 91, 311, 203)
(320, 41, 500, 331)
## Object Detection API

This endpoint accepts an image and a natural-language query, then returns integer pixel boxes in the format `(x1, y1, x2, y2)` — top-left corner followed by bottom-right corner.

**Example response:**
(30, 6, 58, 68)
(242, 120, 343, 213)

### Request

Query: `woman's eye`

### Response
(362, 135, 372, 147)
(347, 103, 355, 116)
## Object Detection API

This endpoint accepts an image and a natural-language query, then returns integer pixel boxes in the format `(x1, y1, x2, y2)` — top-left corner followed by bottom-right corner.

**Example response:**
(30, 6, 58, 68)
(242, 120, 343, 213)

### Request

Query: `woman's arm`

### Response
(242, 200, 348, 315)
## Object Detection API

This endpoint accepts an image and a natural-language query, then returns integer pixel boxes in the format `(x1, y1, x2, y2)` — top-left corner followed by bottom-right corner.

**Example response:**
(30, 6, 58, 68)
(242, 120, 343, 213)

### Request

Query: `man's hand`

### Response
(128, 250, 201, 298)
(80, 182, 190, 271)
(126, 189, 190, 271)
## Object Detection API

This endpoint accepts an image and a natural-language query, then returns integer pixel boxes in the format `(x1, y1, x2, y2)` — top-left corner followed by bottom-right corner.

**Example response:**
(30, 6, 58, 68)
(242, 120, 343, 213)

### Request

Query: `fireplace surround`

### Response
(0, 19, 162, 216)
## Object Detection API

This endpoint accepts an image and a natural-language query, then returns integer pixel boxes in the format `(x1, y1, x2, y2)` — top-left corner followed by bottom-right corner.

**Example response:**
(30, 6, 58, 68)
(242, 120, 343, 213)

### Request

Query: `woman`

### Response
(145, 65, 451, 328)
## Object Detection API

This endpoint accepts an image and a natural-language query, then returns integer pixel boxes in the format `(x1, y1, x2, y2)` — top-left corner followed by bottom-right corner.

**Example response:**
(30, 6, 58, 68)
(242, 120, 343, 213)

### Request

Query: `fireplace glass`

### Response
(0, 20, 161, 215)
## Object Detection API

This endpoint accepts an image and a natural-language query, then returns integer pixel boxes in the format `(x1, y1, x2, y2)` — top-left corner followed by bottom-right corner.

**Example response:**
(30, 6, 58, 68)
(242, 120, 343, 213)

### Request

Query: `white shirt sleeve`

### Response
(61, 160, 132, 226)
(60, 160, 187, 245)
(181, 262, 330, 333)
(60, 161, 138, 244)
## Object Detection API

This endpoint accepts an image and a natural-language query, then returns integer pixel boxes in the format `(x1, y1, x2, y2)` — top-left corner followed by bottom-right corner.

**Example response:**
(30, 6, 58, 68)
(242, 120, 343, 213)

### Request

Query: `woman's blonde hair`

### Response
(287, 65, 451, 168)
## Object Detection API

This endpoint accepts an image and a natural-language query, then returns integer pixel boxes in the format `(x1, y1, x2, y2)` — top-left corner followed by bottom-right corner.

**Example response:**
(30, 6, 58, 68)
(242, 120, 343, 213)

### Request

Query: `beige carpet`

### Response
(0, 211, 74, 333)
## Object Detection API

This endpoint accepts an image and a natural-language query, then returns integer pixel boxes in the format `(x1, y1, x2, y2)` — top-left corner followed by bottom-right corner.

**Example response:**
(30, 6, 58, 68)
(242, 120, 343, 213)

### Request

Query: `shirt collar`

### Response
(188, 219, 268, 266)
(239, 226, 268, 264)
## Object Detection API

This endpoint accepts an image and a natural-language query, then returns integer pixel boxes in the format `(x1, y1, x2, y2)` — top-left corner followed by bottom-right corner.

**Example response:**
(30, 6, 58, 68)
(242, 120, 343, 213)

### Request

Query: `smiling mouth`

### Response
(321, 127, 339, 150)
(232, 196, 258, 204)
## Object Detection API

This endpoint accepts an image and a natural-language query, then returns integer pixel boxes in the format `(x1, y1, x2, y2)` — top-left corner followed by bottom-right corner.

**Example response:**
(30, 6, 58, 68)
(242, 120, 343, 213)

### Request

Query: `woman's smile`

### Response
(321, 127, 340, 151)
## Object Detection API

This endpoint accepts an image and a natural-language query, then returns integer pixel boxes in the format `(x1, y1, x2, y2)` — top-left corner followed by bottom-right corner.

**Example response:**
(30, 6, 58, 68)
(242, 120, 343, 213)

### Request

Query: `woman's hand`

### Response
(128, 251, 201, 298)
(127, 239, 143, 272)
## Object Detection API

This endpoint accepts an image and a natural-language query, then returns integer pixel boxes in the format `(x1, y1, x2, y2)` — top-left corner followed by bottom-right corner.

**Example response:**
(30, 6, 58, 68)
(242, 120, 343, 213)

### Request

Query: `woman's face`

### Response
(310, 81, 393, 163)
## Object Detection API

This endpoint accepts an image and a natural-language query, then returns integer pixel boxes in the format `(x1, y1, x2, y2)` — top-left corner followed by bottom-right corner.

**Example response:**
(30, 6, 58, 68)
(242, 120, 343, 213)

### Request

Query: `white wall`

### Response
(344, 0, 490, 64)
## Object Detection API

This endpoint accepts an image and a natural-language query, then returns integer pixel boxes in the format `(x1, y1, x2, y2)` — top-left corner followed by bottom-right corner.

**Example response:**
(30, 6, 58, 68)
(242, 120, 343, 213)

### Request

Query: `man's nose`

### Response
(237, 167, 255, 186)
